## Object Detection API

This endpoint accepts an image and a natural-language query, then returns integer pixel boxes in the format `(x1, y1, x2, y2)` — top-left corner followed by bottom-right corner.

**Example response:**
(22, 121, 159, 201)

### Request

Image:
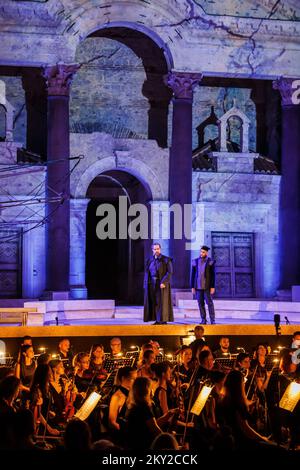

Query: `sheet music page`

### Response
(191, 385, 213, 416)
(75, 392, 101, 421)
(279, 382, 300, 412)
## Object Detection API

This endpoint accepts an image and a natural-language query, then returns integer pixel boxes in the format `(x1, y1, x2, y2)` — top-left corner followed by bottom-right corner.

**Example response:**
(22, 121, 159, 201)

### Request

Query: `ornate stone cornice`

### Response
(164, 71, 203, 100)
(43, 63, 80, 97)
(273, 77, 300, 106)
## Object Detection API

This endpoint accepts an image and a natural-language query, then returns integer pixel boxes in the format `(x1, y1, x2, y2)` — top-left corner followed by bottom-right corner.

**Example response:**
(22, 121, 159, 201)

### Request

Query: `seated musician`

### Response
(137, 349, 156, 380)
(73, 352, 91, 407)
(109, 337, 123, 359)
(137, 343, 155, 368)
(235, 352, 251, 382)
(15, 344, 36, 396)
(250, 344, 273, 394)
(217, 370, 274, 450)
(213, 336, 231, 359)
(152, 361, 177, 417)
(48, 359, 69, 425)
(30, 364, 60, 436)
(178, 346, 193, 384)
(149, 340, 162, 358)
(108, 366, 137, 442)
(90, 344, 108, 382)
(125, 377, 177, 451)
(57, 338, 73, 375)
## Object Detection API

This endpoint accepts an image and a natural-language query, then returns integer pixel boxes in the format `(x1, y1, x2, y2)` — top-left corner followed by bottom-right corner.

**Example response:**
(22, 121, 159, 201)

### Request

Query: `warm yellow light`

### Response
(191, 385, 213, 416)
(51, 353, 58, 358)
(75, 392, 101, 421)
(279, 382, 300, 412)
(116, 352, 123, 357)
(166, 354, 173, 359)
(273, 350, 279, 354)
(273, 358, 279, 363)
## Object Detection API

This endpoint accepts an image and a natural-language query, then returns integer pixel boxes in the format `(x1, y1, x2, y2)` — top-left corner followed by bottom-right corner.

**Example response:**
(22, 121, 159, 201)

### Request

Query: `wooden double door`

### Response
(211, 232, 255, 298)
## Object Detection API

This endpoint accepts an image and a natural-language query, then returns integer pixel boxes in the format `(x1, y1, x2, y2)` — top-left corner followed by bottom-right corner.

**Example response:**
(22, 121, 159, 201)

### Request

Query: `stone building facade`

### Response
(0, 0, 299, 302)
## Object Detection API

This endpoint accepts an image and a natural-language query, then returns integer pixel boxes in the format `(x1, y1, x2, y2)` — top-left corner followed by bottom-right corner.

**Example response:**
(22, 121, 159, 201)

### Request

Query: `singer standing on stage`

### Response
(143, 243, 174, 324)
(191, 245, 216, 324)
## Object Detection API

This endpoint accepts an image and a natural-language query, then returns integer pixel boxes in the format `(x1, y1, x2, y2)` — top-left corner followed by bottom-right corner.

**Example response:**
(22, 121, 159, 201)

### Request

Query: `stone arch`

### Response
(73, 21, 174, 147)
(218, 106, 250, 152)
(73, 156, 164, 200)
(82, 21, 174, 71)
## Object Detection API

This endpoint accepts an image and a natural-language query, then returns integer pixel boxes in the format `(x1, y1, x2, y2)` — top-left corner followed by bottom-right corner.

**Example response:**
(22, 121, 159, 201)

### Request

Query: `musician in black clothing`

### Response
(108, 366, 137, 443)
(57, 338, 73, 374)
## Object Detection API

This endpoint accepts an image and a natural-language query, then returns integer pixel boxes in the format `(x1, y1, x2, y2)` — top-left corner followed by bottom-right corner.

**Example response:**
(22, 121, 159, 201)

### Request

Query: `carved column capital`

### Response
(273, 77, 300, 106)
(43, 63, 80, 96)
(164, 71, 203, 100)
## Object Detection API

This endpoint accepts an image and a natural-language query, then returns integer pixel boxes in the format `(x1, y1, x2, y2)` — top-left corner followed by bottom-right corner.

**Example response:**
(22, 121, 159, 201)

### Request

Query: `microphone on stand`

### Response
(55, 316, 59, 326)
(284, 316, 290, 325)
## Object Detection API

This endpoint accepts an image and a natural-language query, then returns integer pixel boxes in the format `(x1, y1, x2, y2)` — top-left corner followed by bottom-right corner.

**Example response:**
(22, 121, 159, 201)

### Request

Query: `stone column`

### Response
(70, 198, 90, 299)
(164, 71, 202, 289)
(273, 77, 300, 289)
(43, 63, 79, 299)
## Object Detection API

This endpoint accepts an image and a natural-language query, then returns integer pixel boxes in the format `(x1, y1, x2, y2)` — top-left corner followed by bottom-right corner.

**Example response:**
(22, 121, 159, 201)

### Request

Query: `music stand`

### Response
(214, 357, 235, 369)
(102, 357, 135, 389)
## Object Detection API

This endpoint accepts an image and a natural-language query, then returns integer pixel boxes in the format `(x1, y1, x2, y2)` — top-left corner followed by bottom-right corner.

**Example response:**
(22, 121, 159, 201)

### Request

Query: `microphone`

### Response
(284, 316, 290, 325)
(55, 316, 59, 326)
(274, 314, 281, 336)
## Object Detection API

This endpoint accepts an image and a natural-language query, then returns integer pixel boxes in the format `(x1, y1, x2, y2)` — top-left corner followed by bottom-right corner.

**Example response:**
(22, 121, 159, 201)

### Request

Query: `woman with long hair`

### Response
(137, 349, 156, 380)
(108, 366, 137, 432)
(30, 364, 60, 436)
(125, 377, 175, 450)
(218, 370, 272, 449)
(15, 345, 36, 394)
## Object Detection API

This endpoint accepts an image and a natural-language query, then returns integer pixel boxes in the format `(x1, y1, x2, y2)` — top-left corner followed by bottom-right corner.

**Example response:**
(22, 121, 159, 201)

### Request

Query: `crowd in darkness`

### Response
(0, 327, 300, 461)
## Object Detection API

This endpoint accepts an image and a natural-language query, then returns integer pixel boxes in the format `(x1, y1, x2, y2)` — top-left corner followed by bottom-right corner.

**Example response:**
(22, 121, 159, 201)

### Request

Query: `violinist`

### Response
(108, 366, 137, 443)
(137, 350, 156, 380)
(249, 344, 273, 397)
(177, 346, 193, 384)
(57, 338, 73, 374)
(235, 353, 251, 384)
(49, 359, 68, 425)
(73, 352, 91, 403)
(89, 344, 108, 383)
(30, 364, 60, 436)
(152, 361, 177, 417)
(217, 370, 277, 450)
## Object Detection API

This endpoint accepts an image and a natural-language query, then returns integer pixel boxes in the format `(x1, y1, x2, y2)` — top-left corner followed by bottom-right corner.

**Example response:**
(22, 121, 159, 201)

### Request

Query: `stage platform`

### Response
(0, 299, 299, 341)
(17, 298, 300, 327)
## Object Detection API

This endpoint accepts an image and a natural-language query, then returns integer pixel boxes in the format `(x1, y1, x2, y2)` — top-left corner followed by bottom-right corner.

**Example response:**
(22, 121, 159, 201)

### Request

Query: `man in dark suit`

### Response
(144, 243, 174, 324)
(191, 245, 216, 324)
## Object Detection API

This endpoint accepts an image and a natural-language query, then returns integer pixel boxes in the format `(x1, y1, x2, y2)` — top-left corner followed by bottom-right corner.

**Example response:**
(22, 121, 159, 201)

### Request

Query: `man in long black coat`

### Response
(191, 245, 216, 324)
(144, 243, 174, 324)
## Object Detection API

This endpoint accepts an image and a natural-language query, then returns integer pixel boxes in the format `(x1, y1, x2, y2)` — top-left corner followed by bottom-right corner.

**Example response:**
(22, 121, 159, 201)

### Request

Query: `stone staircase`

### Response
(20, 298, 300, 325)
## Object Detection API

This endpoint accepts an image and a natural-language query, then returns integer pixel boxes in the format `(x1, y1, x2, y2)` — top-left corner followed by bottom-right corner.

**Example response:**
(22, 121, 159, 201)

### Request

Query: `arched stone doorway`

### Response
(85, 169, 152, 304)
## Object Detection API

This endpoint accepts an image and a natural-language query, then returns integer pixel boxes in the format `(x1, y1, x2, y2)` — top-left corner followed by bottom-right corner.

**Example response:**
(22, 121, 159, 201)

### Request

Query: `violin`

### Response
(61, 373, 77, 421)
(32, 388, 43, 435)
